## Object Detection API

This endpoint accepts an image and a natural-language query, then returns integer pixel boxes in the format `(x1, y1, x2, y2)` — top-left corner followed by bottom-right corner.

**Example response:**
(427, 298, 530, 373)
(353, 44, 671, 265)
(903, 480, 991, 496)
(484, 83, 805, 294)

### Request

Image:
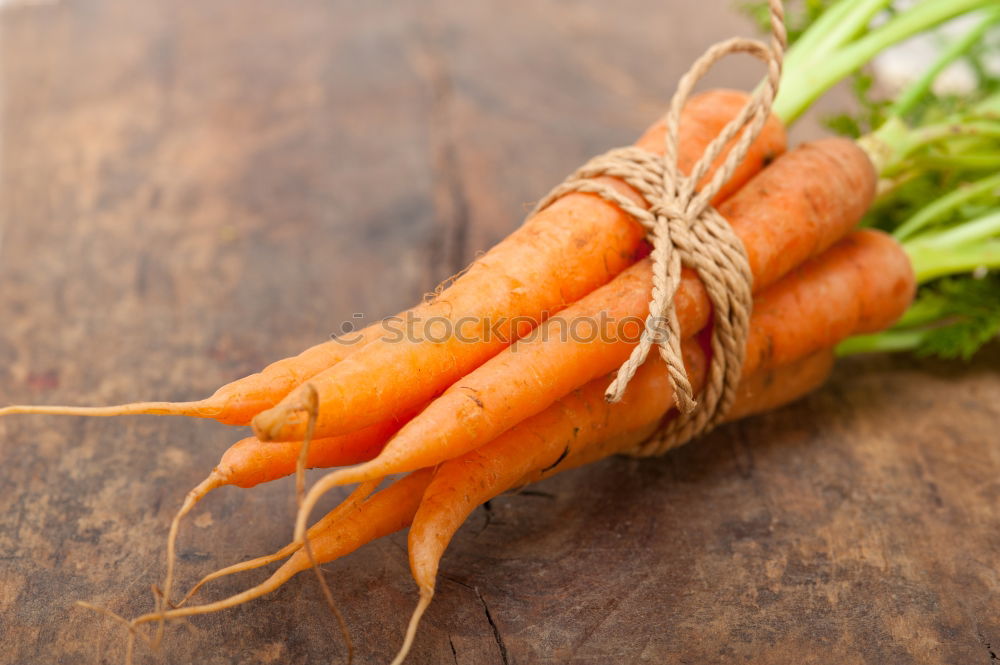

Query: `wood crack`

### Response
(474, 586, 511, 665)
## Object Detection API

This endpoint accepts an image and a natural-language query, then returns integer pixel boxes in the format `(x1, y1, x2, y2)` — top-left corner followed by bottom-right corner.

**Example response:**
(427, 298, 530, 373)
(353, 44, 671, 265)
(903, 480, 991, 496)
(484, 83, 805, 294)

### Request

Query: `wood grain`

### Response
(1, 1, 998, 663)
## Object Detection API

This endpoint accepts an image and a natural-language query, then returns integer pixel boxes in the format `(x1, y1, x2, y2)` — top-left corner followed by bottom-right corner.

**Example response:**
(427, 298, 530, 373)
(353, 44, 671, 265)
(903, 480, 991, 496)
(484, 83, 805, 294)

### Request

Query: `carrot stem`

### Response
(775, 0, 993, 125)
(915, 151, 1000, 171)
(894, 172, 1000, 241)
(906, 240, 1000, 283)
(837, 329, 931, 356)
(782, 0, 891, 80)
(889, 6, 1000, 119)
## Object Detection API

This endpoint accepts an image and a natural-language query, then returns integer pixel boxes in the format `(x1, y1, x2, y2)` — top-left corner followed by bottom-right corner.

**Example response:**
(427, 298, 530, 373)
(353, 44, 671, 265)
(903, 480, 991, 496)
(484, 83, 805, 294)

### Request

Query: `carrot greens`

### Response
(810, 8, 1000, 357)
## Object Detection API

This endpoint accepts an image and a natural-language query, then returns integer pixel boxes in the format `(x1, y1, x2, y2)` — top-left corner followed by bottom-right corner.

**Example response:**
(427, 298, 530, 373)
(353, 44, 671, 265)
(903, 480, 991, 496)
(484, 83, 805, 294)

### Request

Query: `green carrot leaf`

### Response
(914, 275, 1000, 360)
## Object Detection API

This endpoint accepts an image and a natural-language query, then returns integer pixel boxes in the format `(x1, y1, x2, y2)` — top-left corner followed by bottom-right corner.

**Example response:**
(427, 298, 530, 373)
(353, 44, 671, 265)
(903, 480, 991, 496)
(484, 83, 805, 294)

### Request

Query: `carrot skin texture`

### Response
(216, 415, 407, 489)
(725, 348, 835, 422)
(253, 90, 787, 442)
(551, 231, 913, 473)
(343, 261, 709, 475)
(639, 89, 787, 205)
(535, 347, 838, 480)
(743, 229, 916, 372)
(719, 138, 876, 289)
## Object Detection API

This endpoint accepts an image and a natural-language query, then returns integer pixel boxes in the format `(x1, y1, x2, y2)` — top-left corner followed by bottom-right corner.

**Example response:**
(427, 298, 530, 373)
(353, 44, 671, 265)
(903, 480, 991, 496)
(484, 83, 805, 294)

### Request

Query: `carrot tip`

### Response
(390, 590, 433, 665)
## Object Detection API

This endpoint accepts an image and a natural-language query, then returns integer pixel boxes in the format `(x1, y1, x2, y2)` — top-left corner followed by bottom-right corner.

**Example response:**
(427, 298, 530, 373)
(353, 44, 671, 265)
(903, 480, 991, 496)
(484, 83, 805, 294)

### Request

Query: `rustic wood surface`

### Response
(1, 1, 998, 663)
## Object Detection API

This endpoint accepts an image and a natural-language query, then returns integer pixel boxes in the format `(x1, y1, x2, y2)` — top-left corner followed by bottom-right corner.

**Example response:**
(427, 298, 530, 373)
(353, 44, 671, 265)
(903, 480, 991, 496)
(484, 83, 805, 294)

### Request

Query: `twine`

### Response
(531, 0, 786, 457)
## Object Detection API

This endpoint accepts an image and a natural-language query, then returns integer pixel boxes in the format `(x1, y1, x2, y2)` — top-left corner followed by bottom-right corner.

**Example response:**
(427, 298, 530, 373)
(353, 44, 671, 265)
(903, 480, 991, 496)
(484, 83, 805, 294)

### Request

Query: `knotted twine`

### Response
(530, 0, 787, 457)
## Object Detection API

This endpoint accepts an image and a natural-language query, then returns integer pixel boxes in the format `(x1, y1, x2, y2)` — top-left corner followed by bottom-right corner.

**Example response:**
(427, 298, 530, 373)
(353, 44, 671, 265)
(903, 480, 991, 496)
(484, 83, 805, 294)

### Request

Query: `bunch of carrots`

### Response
(3, 0, 998, 662)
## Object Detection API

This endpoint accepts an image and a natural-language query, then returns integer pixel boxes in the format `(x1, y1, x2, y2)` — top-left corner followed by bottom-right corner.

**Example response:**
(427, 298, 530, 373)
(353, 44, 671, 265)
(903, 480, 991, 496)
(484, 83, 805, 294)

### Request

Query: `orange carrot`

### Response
(131, 468, 433, 627)
(543, 348, 837, 479)
(218, 411, 418, 491)
(293, 162, 888, 522)
(0, 324, 384, 425)
(724, 348, 835, 423)
(253, 90, 787, 442)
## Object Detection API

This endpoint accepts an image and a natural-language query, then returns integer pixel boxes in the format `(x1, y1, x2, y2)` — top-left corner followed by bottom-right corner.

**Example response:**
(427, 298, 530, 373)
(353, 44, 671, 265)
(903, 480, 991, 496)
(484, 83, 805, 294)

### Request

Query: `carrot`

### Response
(329, 228, 913, 663)
(0, 324, 384, 426)
(293, 148, 886, 524)
(218, 410, 418, 492)
(393, 348, 837, 664)
(131, 469, 433, 627)
(543, 348, 837, 479)
(252, 90, 787, 443)
(724, 348, 835, 422)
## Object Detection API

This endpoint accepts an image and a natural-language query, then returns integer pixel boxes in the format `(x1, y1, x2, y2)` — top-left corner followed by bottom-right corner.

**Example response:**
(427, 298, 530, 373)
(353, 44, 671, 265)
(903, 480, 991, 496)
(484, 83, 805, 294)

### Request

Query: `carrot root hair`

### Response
(254, 398, 306, 442)
(153, 472, 225, 646)
(166, 477, 380, 613)
(296, 383, 355, 664)
(294, 463, 379, 544)
(76, 600, 148, 665)
(390, 589, 433, 665)
(179, 477, 378, 606)
(0, 400, 223, 419)
(131, 564, 300, 625)
(176, 542, 298, 608)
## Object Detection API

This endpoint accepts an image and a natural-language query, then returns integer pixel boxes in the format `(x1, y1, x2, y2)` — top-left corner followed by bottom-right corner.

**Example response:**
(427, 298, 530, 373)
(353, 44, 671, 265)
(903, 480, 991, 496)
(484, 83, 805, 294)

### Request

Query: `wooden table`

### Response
(2, 1, 998, 663)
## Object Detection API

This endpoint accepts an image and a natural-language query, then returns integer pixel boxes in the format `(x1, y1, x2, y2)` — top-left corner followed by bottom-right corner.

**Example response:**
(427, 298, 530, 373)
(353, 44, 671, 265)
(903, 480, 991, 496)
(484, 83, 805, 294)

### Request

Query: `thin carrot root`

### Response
(132, 564, 302, 625)
(76, 600, 148, 665)
(176, 544, 297, 608)
(295, 384, 320, 509)
(295, 472, 342, 545)
(0, 322, 384, 426)
(0, 400, 223, 419)
(176, 479, 380, 607)
(390, 589, 433, 665)
(131, 470, 430, 632)
(255, 390, 315, 441)
(294, 383, 355, 664)
(172, 414, 385, 607)
(153, 472, 225, 646)
(306, 539, 354, 665)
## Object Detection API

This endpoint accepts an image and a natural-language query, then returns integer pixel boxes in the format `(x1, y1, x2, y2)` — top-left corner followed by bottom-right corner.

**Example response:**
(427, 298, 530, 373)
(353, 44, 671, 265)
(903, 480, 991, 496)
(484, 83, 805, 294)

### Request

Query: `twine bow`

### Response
(531, 0, 787, 456)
